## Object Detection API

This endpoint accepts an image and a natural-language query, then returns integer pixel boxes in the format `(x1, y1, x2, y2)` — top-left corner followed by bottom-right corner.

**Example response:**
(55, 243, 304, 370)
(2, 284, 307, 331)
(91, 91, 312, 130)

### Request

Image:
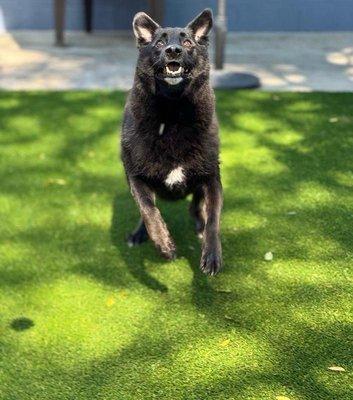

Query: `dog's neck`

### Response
(131, 70, 214, 130)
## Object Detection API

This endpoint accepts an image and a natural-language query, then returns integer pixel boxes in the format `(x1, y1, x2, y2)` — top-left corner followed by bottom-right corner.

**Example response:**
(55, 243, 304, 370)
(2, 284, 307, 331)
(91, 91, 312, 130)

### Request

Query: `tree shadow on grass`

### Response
(5, 299, 348, 400)
(217, 91, 353, 255)
(0, 91, 126, 164)
(1, 91, 353, 399)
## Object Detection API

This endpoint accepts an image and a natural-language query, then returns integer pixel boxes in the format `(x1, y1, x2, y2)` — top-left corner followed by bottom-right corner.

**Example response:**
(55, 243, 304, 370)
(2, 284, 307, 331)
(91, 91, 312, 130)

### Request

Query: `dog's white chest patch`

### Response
(165, 166, 185, 187)
(159, 123, 165, 135)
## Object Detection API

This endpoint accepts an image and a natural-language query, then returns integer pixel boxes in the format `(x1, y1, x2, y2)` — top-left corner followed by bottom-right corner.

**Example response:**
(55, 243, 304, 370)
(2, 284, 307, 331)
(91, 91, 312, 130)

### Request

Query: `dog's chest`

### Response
(164, 166, 185, 187)
(138, 123, 203, 180)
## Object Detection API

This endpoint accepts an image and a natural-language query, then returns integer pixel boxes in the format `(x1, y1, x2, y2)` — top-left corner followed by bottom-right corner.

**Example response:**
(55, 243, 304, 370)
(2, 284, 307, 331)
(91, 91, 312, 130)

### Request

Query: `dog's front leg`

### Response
(200, 177, 223, 275)
(129, 176, 176, 260)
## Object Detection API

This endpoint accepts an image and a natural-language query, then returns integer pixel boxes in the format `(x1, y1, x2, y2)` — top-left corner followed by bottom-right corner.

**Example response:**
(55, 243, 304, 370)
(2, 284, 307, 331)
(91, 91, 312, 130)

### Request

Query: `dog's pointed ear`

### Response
(133, 12, 160, 46)
(186, 8, 213, 43)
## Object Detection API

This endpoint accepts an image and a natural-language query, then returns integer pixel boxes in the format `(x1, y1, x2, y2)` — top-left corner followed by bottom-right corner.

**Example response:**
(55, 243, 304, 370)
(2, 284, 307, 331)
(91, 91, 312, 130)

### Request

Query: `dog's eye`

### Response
(155, 40, 165, 49)
(183, 40, 193, 48)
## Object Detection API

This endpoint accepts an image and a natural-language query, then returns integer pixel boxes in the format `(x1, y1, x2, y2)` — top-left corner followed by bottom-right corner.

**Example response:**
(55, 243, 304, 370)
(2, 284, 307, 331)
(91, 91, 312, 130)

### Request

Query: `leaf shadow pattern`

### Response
(3, 310, 349, 400)
(1, 91, 353, 399)
(217, 91, 353, 255)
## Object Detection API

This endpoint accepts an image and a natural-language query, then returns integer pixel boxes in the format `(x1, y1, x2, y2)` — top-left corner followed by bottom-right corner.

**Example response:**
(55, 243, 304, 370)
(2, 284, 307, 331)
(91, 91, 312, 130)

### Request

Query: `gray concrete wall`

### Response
(1, 0, 353, 32)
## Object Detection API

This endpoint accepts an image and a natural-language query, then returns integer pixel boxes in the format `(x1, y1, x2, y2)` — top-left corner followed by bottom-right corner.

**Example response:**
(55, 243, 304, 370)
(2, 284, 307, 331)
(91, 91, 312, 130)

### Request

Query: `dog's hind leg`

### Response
(129, 176, 176, 260)
(127, 218, 149, 247)
(189, 186, 206, 239)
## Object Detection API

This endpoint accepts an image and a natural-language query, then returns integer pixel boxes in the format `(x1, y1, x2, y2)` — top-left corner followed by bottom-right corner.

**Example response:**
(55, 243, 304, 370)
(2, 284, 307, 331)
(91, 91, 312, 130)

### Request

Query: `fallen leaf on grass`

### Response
(215, 288, 232, 294)
(276, 396, 291, 400)
(328, 366, 345, 372)
(286, 211, 297, 216)
(219, 339, 231, 347)
(329, 117, 338, 123)
(264, 251, 273, 261)
(106, 297, 115, 307)
(45, 178, 67, 186)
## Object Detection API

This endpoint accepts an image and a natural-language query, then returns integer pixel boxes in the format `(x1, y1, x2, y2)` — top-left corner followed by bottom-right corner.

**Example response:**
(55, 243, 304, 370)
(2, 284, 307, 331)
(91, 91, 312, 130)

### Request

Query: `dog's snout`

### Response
(165, 45, 182, 58)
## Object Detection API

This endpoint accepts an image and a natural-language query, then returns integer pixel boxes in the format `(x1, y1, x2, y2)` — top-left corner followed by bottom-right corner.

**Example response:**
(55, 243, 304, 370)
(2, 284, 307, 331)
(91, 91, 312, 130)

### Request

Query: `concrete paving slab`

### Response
(1, 31, 353, 91)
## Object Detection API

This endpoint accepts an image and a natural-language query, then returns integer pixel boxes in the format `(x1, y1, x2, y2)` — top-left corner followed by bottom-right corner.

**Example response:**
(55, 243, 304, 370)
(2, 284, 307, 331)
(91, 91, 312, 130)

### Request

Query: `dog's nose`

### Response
(165, 45, 182, 58)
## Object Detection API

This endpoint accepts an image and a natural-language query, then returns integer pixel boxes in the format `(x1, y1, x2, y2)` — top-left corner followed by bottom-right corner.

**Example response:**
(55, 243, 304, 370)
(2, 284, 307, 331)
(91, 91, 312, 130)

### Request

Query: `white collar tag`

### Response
(159, 123, 165, 136)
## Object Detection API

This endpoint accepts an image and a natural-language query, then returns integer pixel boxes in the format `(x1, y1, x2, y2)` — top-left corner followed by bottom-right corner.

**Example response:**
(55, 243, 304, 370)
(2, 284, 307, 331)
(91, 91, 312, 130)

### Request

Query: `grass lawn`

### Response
(0, 91, 352, 400)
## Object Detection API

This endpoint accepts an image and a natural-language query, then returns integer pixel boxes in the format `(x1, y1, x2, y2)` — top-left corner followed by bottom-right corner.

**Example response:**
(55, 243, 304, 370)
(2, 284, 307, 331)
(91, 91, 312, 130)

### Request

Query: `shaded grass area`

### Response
(0, 91, 352, 399)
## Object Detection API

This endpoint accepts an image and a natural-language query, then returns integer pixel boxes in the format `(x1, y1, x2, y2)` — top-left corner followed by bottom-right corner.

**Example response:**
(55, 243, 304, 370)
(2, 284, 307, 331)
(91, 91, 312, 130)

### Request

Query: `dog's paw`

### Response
(162, 249, 177, 261)
(127, 230, 148, 247)
(158, 240, 177, 261)
(200, 248, 222, 276)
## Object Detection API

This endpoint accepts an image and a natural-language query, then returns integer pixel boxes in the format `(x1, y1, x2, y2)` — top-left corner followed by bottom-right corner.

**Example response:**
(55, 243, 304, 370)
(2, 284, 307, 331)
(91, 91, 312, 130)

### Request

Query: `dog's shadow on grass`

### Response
(110, 192, 168, 292)
(110, 191, 216, 299)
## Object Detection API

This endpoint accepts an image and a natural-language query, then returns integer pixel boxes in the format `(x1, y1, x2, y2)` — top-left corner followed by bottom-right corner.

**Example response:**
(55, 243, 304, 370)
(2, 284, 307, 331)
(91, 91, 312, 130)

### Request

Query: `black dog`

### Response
(121, 9, 222, 275)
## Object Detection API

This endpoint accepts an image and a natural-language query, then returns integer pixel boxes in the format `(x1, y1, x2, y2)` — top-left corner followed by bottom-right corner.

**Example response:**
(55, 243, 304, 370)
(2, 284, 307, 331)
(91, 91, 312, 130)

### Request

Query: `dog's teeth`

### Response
(166, 66, 183, 76)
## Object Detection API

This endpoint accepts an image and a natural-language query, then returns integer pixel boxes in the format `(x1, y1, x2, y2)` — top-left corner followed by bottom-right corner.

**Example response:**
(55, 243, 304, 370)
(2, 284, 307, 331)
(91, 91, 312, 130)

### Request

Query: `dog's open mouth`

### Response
(161, 62, 190, 85)
(165, 62, 183, 77)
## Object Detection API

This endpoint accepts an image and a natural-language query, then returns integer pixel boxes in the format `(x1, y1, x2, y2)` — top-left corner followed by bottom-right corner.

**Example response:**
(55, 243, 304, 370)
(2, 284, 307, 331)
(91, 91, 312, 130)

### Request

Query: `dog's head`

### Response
(133, 9, 213, 93)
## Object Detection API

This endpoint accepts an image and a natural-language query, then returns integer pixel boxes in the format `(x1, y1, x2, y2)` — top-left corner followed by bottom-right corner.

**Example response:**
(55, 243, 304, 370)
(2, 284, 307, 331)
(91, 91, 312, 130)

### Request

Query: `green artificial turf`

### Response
(0, 91, 352, 400)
